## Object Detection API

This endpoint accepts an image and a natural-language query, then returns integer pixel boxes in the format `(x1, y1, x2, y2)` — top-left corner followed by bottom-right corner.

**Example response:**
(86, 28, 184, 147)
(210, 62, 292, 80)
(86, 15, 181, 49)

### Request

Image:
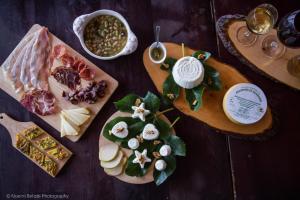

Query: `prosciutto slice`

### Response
(20, 89, 56, 116)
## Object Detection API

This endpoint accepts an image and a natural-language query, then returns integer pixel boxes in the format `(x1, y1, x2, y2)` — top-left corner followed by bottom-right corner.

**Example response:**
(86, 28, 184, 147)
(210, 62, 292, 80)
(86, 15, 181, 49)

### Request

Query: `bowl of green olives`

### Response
(73, 9, 138, 60)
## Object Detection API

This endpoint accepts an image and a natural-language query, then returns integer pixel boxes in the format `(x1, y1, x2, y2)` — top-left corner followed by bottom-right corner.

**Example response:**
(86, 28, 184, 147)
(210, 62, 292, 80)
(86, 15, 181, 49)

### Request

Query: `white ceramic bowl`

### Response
(148, 42, 167, 64)
(73, 9, 138, 60)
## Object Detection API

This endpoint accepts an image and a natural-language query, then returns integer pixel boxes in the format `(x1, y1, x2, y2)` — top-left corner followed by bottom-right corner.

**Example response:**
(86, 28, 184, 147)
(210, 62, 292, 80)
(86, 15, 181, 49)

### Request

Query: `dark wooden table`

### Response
(0, 0, 300, 200)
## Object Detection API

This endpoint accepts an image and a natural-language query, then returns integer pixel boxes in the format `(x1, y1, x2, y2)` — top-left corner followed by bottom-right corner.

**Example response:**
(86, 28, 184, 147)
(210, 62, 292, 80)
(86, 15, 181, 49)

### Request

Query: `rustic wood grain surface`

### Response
(0, 0, 299, 200)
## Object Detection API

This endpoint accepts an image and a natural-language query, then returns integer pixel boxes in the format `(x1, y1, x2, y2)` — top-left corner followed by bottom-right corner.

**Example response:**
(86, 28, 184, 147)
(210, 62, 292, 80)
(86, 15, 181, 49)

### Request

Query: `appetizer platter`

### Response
(216, 15, 300, 90)
(0, 24, 118, 142)
(99, 92, 186, 185)
(143, 42, 273, 136)
(0, 113, 72, 177)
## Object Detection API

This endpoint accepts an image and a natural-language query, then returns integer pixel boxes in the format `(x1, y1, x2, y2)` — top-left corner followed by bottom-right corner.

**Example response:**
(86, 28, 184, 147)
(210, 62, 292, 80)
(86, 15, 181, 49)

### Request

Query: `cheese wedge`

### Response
(61, 110, 90, 126)
(60, 122, 67, 137)
(69, 107, 90, 115)
(60, 114, 79, 136)
(99, 143, 119, 161)
(100, 151, 123, 169)
(104, 156, 127, 176)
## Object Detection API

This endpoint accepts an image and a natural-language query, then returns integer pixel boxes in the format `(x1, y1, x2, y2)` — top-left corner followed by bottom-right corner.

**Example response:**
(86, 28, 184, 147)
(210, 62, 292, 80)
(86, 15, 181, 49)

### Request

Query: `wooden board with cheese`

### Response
(143, 43, 273, 136)
(0, 24, 118, 142)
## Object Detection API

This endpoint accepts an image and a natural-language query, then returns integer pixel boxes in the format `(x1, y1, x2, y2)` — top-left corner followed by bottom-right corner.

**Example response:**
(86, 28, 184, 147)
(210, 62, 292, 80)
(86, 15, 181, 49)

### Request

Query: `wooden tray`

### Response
(0, 113, 72, 177)
(217, 16, 300, 90)
(143, 43, 273, 136)
(0, 24, 118, 142)
(99, 111, 175, 184)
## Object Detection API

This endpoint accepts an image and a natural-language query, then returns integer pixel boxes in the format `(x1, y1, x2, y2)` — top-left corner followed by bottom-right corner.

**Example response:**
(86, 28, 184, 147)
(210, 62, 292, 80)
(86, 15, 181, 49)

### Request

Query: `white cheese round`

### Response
(172, 56, 204, 89)
(155, 160, 167, 171)
(128, 138, 139, 150)
(223, 83, 267, 125)
(159, 145, 172, 157)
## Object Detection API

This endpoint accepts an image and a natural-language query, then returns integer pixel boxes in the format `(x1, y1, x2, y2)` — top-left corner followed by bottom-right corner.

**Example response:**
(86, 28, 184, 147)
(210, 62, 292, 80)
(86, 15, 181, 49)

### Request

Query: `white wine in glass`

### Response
(236, 4, 278, 46)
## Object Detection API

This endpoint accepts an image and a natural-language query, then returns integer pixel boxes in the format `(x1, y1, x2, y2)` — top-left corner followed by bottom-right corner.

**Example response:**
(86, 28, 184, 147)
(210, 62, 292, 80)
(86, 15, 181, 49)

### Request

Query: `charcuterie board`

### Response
(0, 24, 118, 142)
(143, 43, 273, 136)
(216, 15, 300, 90)
(0, 113, 72, 177)
(99, 111, 175, 184)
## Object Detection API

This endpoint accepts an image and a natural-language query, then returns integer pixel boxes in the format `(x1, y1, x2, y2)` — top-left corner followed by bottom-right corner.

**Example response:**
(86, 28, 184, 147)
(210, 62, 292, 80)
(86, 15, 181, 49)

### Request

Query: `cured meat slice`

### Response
(51, 44, 95, 80)
(20, 90, 56, 116)
(51, 66, 81, 90)
(30, 27, 52, 91)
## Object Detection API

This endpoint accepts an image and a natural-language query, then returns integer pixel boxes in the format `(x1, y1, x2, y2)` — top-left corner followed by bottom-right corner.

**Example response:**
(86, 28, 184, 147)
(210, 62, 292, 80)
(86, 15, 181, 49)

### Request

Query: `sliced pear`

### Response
(99, 143, 119, 161)
(104, 156, 127, 176)
(60, 114, 79, 136)
(62, 110, 90, 126)
(100, 151, 123, 169)
(69, 107, 90, 115)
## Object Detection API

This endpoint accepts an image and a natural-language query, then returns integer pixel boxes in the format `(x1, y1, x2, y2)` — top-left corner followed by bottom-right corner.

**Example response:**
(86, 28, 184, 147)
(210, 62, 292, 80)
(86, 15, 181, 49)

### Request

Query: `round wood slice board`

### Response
(143, 42, 273, 136)
(99, 111, 175, 184)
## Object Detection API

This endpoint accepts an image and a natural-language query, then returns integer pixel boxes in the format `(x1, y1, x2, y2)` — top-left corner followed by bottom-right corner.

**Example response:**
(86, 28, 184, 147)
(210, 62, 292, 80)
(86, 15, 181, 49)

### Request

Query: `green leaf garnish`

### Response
(163, 74, 180, 102)
(203, 64, 222, 91)
(154, 118, 172, 140)
(192, 50, 211, 62)
(165, 135, 186, 156)
(143, 92, 160, 113)
(160, 57, 177, 71)
(185, 85, 205, 111)
(114, 94, 140, 113)
(153, 155, 176, 185)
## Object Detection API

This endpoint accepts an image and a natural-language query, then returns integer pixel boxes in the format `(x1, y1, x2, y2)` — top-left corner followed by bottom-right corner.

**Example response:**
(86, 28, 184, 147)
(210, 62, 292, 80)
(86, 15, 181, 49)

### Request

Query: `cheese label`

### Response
(223, 83, 267, 124)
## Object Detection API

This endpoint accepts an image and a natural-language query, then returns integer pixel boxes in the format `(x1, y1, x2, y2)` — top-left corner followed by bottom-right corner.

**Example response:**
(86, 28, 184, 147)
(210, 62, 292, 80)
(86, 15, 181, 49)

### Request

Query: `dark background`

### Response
(0, 0, 300, 200)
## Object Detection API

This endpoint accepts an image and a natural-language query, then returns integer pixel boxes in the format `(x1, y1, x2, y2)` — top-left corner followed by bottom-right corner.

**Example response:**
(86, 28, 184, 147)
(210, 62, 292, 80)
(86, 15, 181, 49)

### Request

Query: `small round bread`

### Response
(172, 56, 204, 89)
(100, 150, 124, 169)
(104, 156, 128, 176)
(99, 143, 119, 162)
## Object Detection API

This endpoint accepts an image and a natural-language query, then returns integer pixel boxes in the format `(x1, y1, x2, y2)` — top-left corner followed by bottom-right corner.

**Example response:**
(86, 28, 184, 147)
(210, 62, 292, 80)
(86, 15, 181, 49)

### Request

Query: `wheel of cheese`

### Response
(172, 56, 204, 89)
(223, 83, 267, 125)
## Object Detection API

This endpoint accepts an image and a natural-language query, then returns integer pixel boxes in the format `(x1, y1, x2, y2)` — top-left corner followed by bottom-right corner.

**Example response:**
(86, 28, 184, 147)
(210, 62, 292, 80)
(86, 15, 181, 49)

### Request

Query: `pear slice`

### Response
(60, 114, 79, 136)
(69, 107, 90, 115)
(100, 151, 123, 169)
(99, 143, 119, 161)
(104, 156, 127, 176)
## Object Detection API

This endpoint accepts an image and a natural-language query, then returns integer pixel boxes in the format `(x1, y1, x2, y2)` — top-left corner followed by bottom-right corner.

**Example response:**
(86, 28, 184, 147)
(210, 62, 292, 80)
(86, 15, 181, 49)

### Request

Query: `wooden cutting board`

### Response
(0, 24, 118, 142)
(0, 113, 72, 177)
(99, 111, 175, 184)
(143, 43, 273, 136)
(226, 20, 300, 90)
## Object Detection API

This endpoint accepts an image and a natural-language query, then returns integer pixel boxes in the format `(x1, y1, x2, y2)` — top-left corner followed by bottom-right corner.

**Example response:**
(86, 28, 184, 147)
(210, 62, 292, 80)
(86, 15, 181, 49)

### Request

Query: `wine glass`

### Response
(261, 10, 300, 58)
(236, 4, 278, 46)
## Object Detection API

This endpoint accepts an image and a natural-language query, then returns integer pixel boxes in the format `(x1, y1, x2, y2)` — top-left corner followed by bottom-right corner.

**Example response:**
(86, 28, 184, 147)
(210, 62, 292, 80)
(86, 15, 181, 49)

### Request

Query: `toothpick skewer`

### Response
(181, 43, 185, 57)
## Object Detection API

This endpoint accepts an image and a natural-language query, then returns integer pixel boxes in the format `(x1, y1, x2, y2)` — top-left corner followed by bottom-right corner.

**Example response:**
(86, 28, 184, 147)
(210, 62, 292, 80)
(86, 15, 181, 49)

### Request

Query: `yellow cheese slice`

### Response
(99, 143, 119, 161)
(60, 121, 67, 137)
(62, 110, 90, 126)
(60, 114, 79, 136)
(69, 107, 90, 115)
(100, 151, 123, 169)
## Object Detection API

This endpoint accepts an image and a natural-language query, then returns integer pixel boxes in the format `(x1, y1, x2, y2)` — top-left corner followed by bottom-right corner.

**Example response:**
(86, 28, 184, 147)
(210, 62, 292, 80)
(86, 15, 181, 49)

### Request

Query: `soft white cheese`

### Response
(223, 83, 267, 125)
(155, 159, 167, 171)
(132, 149, 151, 169)
(131, 103, 150, 121)
(128, 138, 139, 150)
(172, 56, 204, 89)
(111, 121, 129, 139)
(159, 145, 172, 157)
(142, 124, 159, 140)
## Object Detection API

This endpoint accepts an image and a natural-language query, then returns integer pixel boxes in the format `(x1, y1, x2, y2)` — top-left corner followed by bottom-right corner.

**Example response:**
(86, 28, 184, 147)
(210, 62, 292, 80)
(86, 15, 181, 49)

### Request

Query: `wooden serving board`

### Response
(226, 20, 300, 90)
(0, 24, 118, 142)
(99, 111, 175, 184)
(143, 43, 273, 136)
(0, 113, 72, 177)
